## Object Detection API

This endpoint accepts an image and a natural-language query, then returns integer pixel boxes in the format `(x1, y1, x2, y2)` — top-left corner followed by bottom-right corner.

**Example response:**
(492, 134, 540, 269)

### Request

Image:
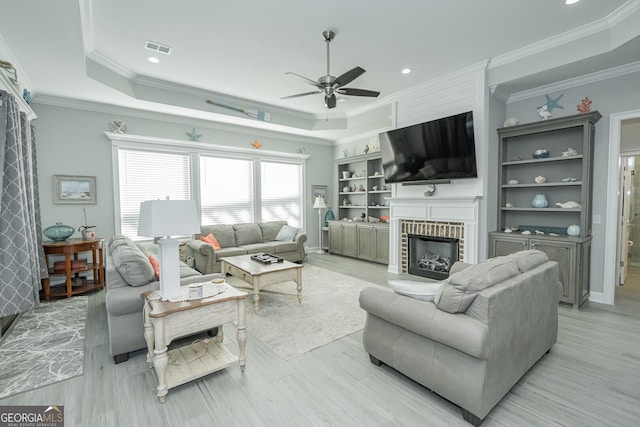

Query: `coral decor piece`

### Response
(252, 139, 262, 149)
(577, 97, 592, 113)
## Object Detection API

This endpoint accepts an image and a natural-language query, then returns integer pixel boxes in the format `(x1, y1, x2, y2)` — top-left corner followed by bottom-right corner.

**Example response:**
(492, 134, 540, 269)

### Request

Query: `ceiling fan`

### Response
(282, 30, 380, 109)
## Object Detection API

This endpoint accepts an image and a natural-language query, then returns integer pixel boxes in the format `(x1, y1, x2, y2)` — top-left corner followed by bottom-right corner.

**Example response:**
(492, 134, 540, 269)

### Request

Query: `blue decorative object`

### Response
(531, 194, 548, 208)
(538, 94, 564, 112)
(532, 149, 549, 159)
(567, 224, 581, 237)
(186, 128, 202, 141)
(323, 207, 335, 226)
(43, 222, 75, 241)
(22, 89, 30, 104)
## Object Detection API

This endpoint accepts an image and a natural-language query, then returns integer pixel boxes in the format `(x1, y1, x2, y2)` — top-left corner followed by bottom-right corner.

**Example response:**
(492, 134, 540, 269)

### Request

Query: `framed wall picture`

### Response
(311, 185, 328, 203)
(53, 175, 97, 204)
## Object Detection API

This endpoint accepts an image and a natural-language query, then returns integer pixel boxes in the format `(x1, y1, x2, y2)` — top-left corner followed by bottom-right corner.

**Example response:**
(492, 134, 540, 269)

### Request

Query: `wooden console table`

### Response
(42, 238, 105, 300)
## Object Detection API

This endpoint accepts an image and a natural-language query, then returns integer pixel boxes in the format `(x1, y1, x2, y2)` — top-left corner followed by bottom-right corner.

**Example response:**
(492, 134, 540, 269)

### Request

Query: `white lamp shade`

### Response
(313, 196, 327, 209)
(138, 199, 200, 237)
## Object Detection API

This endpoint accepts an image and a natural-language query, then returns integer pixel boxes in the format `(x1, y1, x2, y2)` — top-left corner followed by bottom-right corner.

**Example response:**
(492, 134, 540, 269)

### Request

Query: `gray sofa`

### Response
(105, 235, 222, 363)
(359, 250, 562, 425)
(188, 221, 307, 274)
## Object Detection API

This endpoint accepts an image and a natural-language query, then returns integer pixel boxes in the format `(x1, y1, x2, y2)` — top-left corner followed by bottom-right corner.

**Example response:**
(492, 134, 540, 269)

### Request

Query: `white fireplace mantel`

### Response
(387, 196, 481, 274)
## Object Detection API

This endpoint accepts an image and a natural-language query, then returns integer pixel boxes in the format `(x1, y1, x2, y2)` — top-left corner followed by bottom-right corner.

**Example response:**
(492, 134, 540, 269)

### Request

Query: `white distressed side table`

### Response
(142, 285, 248, 403)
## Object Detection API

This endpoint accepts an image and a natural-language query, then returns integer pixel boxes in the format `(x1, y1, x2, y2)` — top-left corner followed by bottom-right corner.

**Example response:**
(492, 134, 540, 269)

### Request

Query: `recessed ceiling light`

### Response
(402, 68, 412, 74)
(148, 56, 160, 64)
(565, 0, 580, 5)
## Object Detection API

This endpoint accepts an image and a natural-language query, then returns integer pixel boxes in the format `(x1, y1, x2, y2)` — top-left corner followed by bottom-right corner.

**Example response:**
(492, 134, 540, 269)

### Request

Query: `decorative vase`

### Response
(567, 224, 581, 237)
(343, 185, 351, 193)
(532, 149, 549, 159)
(323, 207, 335, 226)
(43, 222, 74, 241)
(531, 194, 548, 208)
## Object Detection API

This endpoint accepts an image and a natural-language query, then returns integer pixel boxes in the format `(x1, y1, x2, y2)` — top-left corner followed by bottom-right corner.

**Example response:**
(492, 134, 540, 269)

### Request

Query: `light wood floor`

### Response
(1, 254, 639, 426)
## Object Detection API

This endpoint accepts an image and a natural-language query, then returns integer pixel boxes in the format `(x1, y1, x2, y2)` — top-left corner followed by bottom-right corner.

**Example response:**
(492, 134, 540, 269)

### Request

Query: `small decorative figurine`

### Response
(535, 230, 545, 235)
(505, 202, 514, 208)
(577, 97, 592, 113)
(537, 105, 552, 120)
(562, 147, 577, 157)
(532, 149, 549, 159)
(556, 201, 581, 209)
(521, 230, 532, 235)
(535, 176, 547, 184)
(561, 177, 577, 182)
(503, 117, 519, 127)
(508, 179, 519, 185)
(342, 149, 349, 158)
(364, 144, 370, 154)
(511, 155, 524, 161)
(252, 139, 261, 149)
(186, 128, 202, 141)
(109, 120, 127, 133)
(538, 93, 564, 113)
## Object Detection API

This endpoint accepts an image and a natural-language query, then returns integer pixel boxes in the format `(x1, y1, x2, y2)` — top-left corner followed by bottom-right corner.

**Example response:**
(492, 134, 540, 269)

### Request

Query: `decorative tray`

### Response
(251, 253, 284, 264)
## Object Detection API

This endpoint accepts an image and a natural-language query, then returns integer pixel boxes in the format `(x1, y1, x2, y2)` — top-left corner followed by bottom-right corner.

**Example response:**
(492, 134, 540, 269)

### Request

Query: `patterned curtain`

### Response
(0, 90, 46, 317)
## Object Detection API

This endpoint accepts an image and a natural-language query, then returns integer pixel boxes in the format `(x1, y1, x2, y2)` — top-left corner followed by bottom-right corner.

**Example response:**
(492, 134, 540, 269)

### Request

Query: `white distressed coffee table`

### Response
(142, 285, 248, 403)
(221, 254, 303, 312)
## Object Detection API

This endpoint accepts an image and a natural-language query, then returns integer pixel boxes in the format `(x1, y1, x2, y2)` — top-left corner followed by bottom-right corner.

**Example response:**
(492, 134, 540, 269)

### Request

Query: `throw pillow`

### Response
(434, 256, 520, 313)
(201, 233, 221, 250)
(148, 255, 160, 280)
(111, 241, 155, 287)
(388, 280, 441, 302)
(275, 225, 299, 242)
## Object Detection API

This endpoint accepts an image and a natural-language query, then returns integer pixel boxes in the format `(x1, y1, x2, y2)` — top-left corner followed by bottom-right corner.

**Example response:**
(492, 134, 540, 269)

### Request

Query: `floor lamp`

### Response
(313, 196, 327, 255)
(138, 199, 201, 301)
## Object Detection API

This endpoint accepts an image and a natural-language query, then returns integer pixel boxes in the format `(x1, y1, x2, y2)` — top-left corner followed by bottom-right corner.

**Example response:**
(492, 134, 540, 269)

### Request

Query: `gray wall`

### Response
(32, 102, 334, 250)
(505, 70, 640, 295)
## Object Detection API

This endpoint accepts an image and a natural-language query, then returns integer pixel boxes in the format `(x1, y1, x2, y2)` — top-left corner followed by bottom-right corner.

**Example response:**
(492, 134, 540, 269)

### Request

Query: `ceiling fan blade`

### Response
(336, 88, 380, 97)
(284, 72, 319, 87)
(334, 66, 366, 88)
(281, 91, 322, 99)
(325, 94, 337, 109)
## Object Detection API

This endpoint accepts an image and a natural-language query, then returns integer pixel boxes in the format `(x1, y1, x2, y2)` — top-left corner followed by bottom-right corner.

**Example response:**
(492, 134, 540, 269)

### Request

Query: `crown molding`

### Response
(86, 51, 136, 80)
(32, 95, 334, 145)
(508, 60, 640, 103)
(488, 1, 640, 70)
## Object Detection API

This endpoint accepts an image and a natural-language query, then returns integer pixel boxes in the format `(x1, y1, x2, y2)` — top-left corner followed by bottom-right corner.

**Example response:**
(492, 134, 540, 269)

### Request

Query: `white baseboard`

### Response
(588, 291, 608, 305)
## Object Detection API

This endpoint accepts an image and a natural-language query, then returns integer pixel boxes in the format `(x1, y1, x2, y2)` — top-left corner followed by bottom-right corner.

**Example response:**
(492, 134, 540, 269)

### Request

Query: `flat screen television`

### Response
(379, 111, 477, 184)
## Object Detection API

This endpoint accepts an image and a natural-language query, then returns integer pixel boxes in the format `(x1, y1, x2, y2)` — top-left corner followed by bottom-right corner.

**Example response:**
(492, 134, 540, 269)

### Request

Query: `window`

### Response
(261, 161, 302, 227)
(110, 134, 307, 237)
(117, 148, 191, 237)
(200, 156, 254, 224)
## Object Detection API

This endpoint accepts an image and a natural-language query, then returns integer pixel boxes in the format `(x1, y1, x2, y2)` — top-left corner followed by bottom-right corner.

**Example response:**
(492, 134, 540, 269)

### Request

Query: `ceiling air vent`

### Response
(145, 40, 172, 55)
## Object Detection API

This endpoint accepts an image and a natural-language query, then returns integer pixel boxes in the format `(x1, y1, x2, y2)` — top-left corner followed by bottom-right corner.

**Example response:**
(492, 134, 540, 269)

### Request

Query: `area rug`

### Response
(0, 296, 88, 399)
(226, 264, 372, 360)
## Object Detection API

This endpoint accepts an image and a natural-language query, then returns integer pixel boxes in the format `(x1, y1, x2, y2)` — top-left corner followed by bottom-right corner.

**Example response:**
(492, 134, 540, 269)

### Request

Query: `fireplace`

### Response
(408, 234, 459, 280)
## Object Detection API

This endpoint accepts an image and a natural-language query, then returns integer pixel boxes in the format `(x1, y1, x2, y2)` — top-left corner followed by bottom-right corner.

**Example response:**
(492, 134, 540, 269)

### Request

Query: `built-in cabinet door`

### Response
(342, 224, 358, 257)
(357, 225, 375, 261)
(577, 239, 592, 307)
(374, 226, 389, 264)
(490, 235, 528, 256)
(328, 223, 342, 254)
(530, 238, 576, 305)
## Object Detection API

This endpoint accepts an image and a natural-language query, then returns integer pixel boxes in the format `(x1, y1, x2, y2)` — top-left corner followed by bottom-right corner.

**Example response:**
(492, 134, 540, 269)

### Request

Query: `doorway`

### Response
(604, 110, 640, 305)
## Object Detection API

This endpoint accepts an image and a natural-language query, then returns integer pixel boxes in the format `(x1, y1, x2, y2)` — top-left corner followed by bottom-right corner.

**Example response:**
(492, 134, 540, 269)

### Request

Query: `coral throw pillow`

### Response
(148, 255, 160, 280)
(201, 233, 222, 250)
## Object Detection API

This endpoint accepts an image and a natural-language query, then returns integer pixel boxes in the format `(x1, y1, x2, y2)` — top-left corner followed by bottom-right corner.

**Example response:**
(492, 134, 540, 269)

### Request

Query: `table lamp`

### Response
(312, 196, 327, 255)
(138, 199, 200, 301)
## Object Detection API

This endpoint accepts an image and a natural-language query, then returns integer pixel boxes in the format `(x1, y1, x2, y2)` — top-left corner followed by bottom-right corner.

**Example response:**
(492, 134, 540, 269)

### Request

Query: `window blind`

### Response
(200, 156, 254, 225)
(261, 161, 302, 228)
(118, 148, 191, 237)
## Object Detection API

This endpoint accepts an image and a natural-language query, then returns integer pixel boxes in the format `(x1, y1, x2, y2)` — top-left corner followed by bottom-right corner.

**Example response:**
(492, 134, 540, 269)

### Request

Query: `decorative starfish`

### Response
(537, 93, 564, 112)
(252, 139, 262, 149)
(186, 128, 202, 141)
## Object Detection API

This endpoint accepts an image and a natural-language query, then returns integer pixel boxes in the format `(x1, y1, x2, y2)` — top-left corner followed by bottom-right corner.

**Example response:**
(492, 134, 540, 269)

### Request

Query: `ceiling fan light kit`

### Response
(282, 30, 380, 109)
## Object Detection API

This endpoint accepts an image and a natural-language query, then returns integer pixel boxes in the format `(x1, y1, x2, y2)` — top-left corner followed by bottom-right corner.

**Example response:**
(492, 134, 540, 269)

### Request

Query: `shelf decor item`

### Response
(532, 194, 548, 208)
(43, 222, 75, 241)
(323, 207, 335, 226)
(532, 149, 549, 159)
(567, 224, 581, 237)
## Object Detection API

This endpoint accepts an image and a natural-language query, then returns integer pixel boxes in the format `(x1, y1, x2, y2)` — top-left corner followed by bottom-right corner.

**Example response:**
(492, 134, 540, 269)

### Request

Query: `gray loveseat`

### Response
(188, 221, 307, 274)
(105, 235, 222, 363)
(359, 250, 562, 425)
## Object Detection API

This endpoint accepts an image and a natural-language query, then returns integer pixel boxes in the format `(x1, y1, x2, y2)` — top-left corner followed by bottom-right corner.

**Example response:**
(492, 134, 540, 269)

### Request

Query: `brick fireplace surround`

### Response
(401, 220, 464, 275)
(387, 196, 480, 275)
